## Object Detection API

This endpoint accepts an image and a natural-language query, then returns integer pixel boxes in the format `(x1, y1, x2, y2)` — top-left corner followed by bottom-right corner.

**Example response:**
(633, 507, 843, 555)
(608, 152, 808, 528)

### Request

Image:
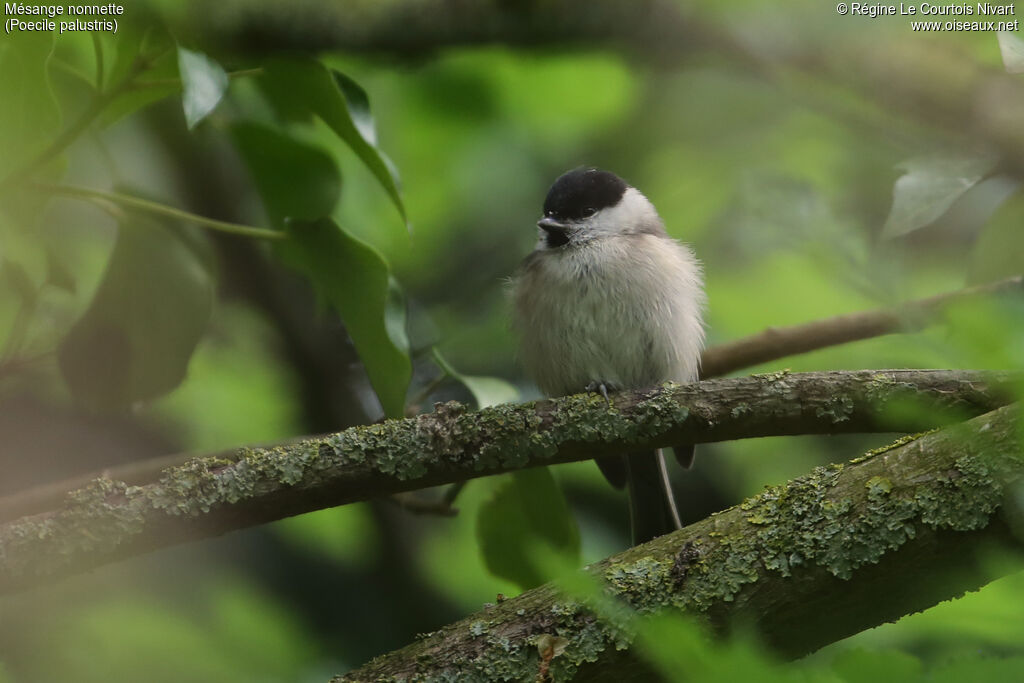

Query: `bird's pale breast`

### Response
(514, 233, 704, 397)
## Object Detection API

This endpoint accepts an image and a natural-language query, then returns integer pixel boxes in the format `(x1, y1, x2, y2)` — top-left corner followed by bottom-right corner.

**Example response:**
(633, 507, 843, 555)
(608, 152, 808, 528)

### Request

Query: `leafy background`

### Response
(2, 1, 1024, 681)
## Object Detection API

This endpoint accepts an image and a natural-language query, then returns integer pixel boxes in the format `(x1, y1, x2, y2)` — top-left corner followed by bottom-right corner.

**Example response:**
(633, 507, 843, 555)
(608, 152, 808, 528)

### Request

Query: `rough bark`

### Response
(336, 403, 1024, 682)
(5, 277, 1018, 522)
(0, 369, 1016, 596)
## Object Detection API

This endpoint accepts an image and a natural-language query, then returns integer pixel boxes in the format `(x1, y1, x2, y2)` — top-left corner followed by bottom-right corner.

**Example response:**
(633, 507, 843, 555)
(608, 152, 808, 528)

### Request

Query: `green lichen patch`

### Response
(0, 477, 151, 581)
(848, 430, 934, 464)
(474, 402, 549, 471)
(551, 393, 634, 446)
(752, 370, 792, 383)
(914, 450, 1003, 532)
(730, 402, 752, 419)
(676, 413, 1018, 610)
(603, 557, 674, 611)
(634, 386, 691, 438)
(865, 476, 892, 495)
(863, 374, 917, 406)
(815, 396, 855, 423)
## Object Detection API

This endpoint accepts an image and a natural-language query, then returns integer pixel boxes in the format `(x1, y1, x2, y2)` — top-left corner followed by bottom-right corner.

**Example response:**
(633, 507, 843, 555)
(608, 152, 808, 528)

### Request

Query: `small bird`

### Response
(512, 167, 705, 544)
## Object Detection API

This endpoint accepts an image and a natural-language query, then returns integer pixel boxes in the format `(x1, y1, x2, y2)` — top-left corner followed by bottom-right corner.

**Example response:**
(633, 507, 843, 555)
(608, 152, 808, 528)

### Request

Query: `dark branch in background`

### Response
(0, 369, 1016, 596)
(335, 404, 1024, 682)
(194, 0, 703, 63)
(700, 276, 1024, 378)
(183, 0, 1024, 176)
(3, 276, 1017, 523)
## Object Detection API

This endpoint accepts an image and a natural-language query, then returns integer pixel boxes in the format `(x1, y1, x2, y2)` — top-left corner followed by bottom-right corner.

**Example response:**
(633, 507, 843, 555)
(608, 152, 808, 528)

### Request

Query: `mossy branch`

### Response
(5, 275, 1017, 523)
(0, 369, 1017, 596)
(336, 403, 1024, 682)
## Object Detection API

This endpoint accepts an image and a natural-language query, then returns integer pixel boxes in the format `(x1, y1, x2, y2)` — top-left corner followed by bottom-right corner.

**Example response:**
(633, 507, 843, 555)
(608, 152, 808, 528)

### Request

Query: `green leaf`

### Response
(0, 258, 37, 359)
(45, 247, 77, 293)
(274, 505, 379, 568)
(385, 277, 411, 358)
(262, 57, 407, 228)
(28, 585, 314, 683)
(458, 375, 520, 409)
(883, 154, 997, 239)
(58, 213, 214, 409)
(232, 124, 407, 416)
(277, 218, 411, 418)
(230, 122, 341, 227)
(968, 188, 1024, 284)
(102, 17, 162, 87)
(831, 648, 923, 683)
(177, 46, 228, 130)
(0, 31, 60, 182)
(0, 210, 48, 287)
(931, 657, 1024, 683)
(96, 31, 132, 92)
(997, 31, 1024, 74)
(476, 469, 580, 591)
(333, 71, 377, 145)
(0, 259, 37, 306)
(98, 50, 179, 129)
(430, 349, 519, 408)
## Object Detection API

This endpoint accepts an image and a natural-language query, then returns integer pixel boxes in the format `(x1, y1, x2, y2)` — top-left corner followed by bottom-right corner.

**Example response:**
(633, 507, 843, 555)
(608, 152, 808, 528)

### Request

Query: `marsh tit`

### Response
(513, 167, 705, 544)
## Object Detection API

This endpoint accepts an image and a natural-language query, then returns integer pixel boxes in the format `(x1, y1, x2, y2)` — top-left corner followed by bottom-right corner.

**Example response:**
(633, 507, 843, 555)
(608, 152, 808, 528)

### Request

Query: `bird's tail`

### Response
(625, 448, 682, 545)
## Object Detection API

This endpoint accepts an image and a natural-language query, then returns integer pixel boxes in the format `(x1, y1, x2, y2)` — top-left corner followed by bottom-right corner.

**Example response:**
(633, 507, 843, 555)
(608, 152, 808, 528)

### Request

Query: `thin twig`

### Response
(699, 276, 1024, 378)
(90, 32, 104, 93)
(37, 184, 284, 240)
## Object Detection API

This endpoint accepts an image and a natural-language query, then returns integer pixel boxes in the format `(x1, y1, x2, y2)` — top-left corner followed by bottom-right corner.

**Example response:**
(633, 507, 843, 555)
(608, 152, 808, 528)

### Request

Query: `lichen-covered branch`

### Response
(7, 276, 1018, 525)
(335, 403, 1024, 682)
(4, 275, 1017, 526)
(700, 276, 1024, 378)
(0, 369, 1016, 596)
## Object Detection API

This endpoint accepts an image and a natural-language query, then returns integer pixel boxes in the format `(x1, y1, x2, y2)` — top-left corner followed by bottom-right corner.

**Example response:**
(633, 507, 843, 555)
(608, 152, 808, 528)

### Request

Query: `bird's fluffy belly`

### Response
(515, 236, 701, 397)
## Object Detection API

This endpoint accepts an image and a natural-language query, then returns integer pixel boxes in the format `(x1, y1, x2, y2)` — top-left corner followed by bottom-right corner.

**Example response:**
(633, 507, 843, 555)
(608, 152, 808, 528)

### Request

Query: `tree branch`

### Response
(0, 369, 1016, 595)
(190, 0, 703, 62)
(3, 276, 1016, 524)
(699, 276, 1024, 378)
(335, 403, 1024, 681)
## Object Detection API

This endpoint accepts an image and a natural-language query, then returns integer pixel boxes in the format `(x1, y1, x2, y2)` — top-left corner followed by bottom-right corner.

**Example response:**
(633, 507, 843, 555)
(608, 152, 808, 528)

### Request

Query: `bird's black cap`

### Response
(542, 168, 628, 222)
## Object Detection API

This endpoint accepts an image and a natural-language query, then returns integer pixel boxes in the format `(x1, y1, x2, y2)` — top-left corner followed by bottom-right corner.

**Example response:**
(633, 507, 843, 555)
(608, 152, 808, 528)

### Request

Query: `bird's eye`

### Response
(582, 207, 596, 217)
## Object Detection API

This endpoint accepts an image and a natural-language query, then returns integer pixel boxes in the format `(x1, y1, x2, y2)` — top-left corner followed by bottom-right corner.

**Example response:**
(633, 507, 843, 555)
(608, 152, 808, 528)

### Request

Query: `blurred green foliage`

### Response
(2, 1, 1024, 681)
(477, 469, 581, 591)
